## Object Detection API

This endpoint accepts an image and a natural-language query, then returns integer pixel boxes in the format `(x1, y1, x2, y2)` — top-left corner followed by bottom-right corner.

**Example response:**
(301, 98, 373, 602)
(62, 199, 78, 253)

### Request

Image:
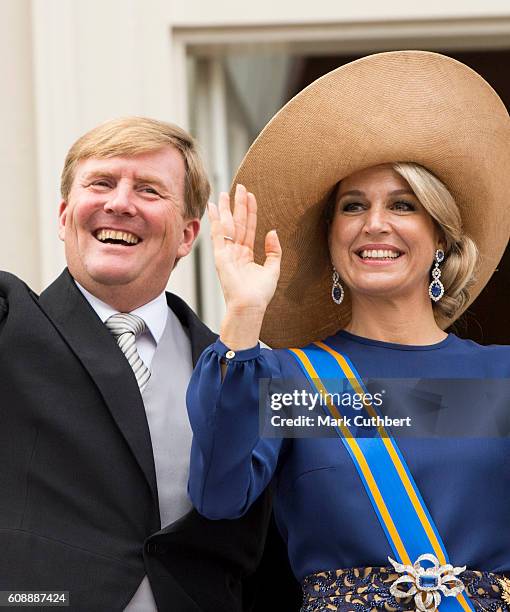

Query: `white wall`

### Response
(0, 0, 39, 288)
(172, 0, 510, 25)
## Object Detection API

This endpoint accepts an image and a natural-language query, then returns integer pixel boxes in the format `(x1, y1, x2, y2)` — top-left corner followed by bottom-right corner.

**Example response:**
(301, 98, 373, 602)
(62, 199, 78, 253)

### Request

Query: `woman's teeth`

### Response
(359, 249, 401, 259)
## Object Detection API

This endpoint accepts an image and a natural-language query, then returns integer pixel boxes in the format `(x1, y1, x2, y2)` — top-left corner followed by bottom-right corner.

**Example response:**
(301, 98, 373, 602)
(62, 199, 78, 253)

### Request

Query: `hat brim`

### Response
(232, 50, 510, 348)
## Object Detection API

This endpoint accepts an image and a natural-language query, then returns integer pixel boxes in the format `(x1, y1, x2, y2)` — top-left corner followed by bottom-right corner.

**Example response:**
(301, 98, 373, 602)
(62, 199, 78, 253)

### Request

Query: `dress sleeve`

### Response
(187, 338, 284, 519)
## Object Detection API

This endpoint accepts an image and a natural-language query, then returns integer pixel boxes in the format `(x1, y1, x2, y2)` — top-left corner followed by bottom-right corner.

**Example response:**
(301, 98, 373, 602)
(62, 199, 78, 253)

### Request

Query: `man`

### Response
(0, 117, 299, 611)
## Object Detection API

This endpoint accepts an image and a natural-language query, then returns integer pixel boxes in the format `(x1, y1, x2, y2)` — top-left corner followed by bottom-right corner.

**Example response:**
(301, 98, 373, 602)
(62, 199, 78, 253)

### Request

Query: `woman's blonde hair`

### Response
(392, 162, 479, 322)
(60, 116, 210, 219)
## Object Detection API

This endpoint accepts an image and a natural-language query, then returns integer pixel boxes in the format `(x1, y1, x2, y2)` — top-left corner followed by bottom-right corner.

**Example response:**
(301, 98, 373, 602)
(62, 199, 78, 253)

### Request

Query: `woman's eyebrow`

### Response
(338, 189, 364, 197)
(338, 188, 416, 198)
(389, 189, 415, 196)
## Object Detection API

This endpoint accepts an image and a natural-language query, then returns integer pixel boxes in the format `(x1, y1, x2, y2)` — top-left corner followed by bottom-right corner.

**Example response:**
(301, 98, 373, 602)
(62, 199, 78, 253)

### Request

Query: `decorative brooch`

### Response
(388, 553, 466, 612)
(498, 576, 510, 607)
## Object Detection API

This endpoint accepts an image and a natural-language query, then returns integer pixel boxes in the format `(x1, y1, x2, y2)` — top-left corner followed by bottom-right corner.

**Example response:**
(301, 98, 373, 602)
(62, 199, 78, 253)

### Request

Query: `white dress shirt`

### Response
(75, 281, 168, 369)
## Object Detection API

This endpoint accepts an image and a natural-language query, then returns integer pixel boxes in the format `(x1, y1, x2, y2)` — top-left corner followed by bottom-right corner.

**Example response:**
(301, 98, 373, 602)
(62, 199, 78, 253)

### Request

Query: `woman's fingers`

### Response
(232, 184, 248, 245)
(208, 202, 228, 253)
(263, 230, 282, 276)
(209, 187, 265, 267)
(207, 200, 219, 224)
(244, 191, 258, 250)
(218, 191, 236, 241)
(209, 197, 280, 312)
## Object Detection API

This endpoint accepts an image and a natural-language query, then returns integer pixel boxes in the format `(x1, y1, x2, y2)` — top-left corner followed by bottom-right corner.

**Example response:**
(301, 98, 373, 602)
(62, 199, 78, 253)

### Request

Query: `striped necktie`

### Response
(105, 313, 151, 392)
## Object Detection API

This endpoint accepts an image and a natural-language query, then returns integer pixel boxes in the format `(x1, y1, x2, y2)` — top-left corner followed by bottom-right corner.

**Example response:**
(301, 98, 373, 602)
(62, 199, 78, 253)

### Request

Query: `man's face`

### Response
(58, 146, 200, 303)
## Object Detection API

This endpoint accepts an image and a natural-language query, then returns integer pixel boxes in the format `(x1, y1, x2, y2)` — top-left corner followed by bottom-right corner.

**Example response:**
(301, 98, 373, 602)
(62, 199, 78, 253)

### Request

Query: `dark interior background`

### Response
(286, 50, 510, 345)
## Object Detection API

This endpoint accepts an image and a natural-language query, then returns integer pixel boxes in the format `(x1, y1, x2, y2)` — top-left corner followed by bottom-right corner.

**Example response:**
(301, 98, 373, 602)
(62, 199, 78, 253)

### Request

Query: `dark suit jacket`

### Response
(0, 270, 300, 611)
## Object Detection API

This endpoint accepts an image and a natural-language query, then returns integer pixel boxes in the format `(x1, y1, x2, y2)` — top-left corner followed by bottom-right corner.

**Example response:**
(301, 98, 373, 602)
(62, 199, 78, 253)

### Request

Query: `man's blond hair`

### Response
(61, 116, 210, 218)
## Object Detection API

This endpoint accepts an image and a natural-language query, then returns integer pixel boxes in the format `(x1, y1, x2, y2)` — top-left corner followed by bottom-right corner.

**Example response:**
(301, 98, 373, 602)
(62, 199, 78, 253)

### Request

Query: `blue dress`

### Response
(187, 331, 510, 582)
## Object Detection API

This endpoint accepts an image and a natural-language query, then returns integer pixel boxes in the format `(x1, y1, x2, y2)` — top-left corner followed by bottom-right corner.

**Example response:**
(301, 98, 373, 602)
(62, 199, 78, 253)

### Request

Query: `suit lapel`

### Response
(39, 270, 159, 506)
(38, 272, 217, 536)
(165, 292, 217, 366)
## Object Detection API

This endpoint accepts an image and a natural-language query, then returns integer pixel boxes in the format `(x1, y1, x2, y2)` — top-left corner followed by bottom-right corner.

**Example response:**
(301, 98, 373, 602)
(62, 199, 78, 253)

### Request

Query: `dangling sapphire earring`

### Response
(429, 249, 445, 302)
(331, 268, 344, 304)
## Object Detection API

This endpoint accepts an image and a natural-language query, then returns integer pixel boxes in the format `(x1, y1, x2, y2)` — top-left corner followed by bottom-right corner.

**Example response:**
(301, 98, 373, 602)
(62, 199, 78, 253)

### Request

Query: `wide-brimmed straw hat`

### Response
(232, 50, 510, 348)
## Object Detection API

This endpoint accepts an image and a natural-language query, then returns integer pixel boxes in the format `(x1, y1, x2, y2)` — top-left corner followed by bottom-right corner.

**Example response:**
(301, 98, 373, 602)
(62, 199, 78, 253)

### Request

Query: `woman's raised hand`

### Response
(209, 184, 282, 349)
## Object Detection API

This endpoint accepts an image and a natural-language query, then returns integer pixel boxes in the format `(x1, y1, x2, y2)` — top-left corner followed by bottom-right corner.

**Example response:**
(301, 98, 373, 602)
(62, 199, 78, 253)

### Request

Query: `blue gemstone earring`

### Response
(429, 249, 445, 302)
(331, 268, 344, 304)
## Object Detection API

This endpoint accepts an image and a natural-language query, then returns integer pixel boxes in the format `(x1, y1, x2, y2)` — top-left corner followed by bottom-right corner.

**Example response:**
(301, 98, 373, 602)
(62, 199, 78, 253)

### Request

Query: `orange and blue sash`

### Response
(287, 340, 475, 612)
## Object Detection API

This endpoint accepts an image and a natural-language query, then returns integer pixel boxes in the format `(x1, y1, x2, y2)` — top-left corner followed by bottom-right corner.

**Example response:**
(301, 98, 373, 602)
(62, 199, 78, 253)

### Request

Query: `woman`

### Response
(187, 51, 510, 611)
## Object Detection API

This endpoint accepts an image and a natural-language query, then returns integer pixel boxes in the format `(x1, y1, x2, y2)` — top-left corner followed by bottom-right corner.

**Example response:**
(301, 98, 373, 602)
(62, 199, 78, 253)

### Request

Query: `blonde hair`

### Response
(60, 116, 210, 219)
(392, 162, 479, 322)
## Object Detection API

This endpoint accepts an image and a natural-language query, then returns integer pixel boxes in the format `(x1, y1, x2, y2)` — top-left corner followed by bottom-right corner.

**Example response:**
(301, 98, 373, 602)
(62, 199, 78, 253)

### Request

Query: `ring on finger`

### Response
(223, 236, 235, 242)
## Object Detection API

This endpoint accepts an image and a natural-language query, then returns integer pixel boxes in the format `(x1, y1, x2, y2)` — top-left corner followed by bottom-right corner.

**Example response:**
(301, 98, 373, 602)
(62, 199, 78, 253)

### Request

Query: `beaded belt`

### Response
(301, 564, 510, 612)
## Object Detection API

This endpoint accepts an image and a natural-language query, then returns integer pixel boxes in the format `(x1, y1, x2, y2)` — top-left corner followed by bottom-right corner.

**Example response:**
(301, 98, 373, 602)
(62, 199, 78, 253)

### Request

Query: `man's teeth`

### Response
(95, 229, 140, 245)
(360, 249, 401, 259)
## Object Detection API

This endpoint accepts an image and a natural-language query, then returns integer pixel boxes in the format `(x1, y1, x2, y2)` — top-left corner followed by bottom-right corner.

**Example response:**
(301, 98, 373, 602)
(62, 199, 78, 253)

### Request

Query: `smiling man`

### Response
(59, 143, 199, 312)
(0, 117, 296, 611)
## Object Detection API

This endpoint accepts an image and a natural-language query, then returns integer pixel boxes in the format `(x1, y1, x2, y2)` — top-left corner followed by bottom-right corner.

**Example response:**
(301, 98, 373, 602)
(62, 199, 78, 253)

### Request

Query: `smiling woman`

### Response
(186, 51, 510, 612)
(328, 162, 478, 329)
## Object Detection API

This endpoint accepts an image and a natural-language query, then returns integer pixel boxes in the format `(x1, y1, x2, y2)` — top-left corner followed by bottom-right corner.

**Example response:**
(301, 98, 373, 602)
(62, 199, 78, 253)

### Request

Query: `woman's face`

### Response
(329, 164, 441, 302)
